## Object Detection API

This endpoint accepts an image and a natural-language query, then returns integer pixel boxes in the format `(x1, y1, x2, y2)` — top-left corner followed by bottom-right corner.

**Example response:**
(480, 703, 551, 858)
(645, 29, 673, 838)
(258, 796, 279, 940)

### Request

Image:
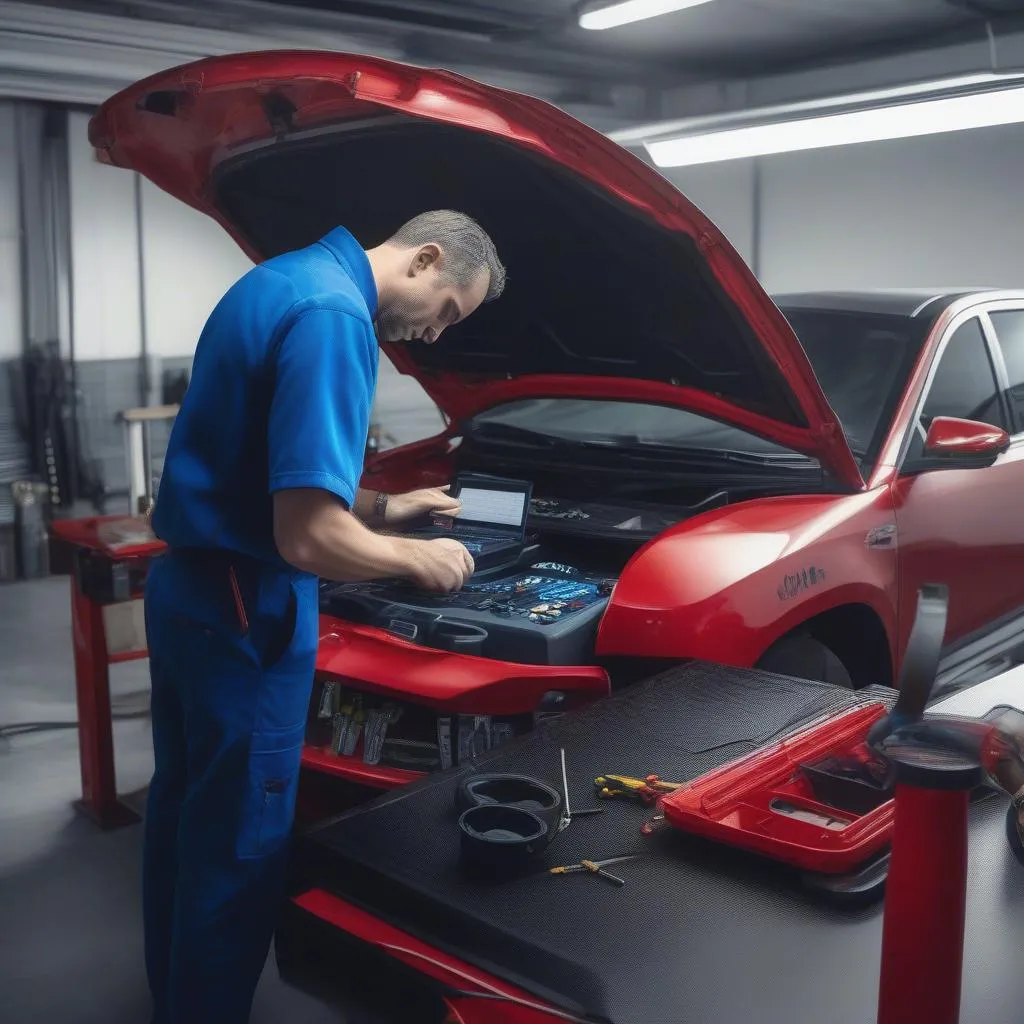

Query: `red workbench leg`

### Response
(876, 784, 971, 1024)
(70, 575, 141, 828)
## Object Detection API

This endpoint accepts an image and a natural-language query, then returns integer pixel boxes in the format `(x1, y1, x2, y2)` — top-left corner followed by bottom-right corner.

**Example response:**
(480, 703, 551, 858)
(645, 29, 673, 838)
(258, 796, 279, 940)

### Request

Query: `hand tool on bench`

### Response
(549, 855, 639, 887)
(594, 773, 684, 805)
(557, 748, 605, 833)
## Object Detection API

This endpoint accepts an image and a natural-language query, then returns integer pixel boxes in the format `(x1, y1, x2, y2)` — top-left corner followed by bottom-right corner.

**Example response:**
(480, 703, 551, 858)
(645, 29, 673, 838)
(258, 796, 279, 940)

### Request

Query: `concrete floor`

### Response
(0, 576, 387, 1024)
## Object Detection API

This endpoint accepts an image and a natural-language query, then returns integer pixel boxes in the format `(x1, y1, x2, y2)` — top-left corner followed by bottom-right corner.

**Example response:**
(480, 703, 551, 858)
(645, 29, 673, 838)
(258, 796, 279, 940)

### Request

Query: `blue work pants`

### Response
(141, 549, 319, 1024)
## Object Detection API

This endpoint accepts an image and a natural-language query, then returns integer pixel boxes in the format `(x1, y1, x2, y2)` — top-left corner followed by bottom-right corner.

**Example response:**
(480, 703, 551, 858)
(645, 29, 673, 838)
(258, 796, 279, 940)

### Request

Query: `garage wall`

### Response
(67, 109, 142, 494)
(664, 158, 758, 269)
(663, 119, 1024, 295)
(0, 100, 26, 528)
(0, 101, 20, 361)
(68, 110, 142, 363)
(138, 177, 253, 358)
(756, 123, 1024, 294)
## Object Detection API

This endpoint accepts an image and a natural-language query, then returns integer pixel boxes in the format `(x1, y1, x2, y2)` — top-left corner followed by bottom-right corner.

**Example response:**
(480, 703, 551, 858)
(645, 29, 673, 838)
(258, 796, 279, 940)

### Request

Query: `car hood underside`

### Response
(88, 51, 864, 487)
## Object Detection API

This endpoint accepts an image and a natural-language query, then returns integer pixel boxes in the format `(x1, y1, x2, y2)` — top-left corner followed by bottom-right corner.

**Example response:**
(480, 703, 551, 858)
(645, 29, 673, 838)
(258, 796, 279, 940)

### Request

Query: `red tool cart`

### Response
(50, 515, 165, 829)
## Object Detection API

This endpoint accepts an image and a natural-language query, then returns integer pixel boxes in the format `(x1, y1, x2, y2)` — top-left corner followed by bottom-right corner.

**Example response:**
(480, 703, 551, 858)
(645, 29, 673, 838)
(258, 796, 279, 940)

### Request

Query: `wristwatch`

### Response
(374, 491, 389, 522)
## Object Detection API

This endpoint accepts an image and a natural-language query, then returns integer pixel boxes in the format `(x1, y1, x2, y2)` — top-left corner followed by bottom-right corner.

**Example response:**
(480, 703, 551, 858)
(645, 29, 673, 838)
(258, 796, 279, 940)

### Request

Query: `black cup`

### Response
(458, 804, 551, 877)
(456, 773, 563, 839)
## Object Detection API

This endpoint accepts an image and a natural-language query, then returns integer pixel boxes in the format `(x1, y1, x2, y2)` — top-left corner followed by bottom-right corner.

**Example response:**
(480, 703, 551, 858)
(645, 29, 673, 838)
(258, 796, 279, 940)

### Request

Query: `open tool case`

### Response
(661, 701, 896, 875)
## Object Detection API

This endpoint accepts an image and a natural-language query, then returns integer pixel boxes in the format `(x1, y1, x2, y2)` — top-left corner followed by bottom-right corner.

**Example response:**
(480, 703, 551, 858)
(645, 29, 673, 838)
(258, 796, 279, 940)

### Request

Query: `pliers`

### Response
(594, 773, 684, 806)
(549, 855, 639, 887)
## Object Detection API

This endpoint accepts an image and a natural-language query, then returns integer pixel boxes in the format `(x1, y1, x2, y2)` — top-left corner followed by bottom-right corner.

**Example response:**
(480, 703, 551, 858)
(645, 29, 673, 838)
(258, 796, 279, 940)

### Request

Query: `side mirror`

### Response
(920, 415, 1011, 470)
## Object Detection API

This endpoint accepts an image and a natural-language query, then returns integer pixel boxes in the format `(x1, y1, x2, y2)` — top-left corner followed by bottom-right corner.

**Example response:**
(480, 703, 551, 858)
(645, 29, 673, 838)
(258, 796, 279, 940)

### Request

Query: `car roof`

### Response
(772, 289, 996, 319)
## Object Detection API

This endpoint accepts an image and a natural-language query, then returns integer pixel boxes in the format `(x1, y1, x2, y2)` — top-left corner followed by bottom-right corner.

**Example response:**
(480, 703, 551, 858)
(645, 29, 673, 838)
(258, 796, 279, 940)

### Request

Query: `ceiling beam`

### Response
(0, 0, 659, 126)
(41, 0, 689, 89)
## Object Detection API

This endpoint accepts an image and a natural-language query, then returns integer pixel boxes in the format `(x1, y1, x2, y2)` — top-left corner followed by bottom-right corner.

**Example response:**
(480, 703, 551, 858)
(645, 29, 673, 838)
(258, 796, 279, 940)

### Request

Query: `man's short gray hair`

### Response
(388, 209, 506, 302)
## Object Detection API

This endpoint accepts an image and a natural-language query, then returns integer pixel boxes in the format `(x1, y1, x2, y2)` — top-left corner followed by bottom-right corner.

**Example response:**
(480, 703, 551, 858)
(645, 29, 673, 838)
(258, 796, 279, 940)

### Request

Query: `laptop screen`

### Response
(457, 485, 528, 528)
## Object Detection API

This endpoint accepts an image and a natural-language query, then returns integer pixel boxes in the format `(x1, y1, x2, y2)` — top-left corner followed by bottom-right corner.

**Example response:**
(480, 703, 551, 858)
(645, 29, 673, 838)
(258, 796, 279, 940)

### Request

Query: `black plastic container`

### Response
(456, 773, 563, 838)
(458, 804, 551, 877)
(801, 755, 894, 815)
(432, 620, 488, 656)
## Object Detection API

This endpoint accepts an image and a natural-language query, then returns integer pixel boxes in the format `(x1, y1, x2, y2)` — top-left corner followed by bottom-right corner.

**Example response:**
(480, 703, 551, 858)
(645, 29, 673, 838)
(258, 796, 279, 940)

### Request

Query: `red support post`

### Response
(69, 574, 141, 829)
(876, 783, 972, 1024)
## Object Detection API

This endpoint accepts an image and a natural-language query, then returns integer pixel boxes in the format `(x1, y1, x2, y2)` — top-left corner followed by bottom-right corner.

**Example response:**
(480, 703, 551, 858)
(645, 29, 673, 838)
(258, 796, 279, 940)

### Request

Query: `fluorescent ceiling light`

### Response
(579, 0, 716, 31)
(646, 83, 1024, 167)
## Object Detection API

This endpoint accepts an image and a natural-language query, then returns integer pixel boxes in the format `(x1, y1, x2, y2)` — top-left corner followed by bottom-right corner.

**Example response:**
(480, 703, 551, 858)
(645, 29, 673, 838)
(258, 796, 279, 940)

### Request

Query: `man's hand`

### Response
(274, 489, 473, 588)
(383, 486, 461, 525)
(405, 538, 474, 592)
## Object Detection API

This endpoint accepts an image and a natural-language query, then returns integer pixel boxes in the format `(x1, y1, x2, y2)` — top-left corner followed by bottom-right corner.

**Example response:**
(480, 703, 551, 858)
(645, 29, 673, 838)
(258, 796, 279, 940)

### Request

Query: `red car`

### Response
(91, 50, 1024, 794)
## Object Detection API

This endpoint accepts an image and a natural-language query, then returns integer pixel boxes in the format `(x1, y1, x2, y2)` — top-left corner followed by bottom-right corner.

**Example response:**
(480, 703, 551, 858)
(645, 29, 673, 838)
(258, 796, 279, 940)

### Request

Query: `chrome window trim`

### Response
(979, 302, 1024, 440)
(911, 293, 946, 318)
(893, 293, 1024, 474)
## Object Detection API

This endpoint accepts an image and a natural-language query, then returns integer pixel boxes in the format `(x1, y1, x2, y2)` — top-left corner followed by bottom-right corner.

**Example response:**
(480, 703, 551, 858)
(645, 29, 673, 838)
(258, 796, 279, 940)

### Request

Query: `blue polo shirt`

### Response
(151, 226, 379, 569)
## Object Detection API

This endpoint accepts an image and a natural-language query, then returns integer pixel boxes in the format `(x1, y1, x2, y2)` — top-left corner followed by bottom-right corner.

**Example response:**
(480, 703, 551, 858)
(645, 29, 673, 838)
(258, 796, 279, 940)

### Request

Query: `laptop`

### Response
(391, 473, 533, 573)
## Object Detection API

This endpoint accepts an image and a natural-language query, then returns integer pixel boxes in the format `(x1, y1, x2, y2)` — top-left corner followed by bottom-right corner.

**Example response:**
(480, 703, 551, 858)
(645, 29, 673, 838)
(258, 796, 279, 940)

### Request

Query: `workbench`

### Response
(50, 515, 165, 829)
(276, 663, 1024, 1024)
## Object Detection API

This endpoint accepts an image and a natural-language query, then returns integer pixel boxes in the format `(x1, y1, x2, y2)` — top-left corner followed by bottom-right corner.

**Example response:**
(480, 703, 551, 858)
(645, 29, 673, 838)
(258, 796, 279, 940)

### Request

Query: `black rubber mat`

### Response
(290, 663, 898, 1023)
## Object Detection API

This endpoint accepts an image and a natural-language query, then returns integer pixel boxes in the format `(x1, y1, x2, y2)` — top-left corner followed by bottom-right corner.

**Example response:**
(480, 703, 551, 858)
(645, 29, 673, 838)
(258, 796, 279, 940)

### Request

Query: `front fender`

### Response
(596, 490, 898, 666)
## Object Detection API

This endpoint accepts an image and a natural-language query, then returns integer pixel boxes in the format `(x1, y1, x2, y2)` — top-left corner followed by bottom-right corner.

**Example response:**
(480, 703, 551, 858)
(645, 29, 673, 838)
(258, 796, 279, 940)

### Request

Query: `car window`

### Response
(781, 308, 922, 463)
(906, 318, 1007, 462)
(987, 310, 1024, 433)
(468, 398, 797, 454)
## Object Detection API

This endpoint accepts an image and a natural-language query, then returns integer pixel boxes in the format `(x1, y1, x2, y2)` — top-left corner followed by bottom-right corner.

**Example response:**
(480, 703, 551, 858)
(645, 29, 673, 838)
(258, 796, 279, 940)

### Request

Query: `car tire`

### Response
(756, 634, 854, 689)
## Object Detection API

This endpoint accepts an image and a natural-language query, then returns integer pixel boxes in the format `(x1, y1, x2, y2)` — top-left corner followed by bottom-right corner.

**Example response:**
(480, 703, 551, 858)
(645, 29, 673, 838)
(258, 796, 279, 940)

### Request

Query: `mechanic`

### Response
(141, 210, 505, 1024)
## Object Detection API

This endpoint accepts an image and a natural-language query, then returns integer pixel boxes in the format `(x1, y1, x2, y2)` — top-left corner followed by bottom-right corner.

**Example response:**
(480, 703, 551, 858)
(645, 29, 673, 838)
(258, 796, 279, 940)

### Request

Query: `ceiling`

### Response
(26, 0, 1024, 130)
(239, 0, 1020, 75)
(53, 0, 1019, 87)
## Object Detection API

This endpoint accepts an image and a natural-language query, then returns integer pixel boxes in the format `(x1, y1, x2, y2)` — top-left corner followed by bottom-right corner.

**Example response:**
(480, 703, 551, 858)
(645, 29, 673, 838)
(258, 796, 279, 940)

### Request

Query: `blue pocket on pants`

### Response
(237, 727, 304, 861)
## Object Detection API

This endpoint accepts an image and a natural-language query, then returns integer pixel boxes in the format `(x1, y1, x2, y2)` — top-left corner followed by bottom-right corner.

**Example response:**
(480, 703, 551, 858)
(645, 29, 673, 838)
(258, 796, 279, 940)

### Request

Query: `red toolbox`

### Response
(661, 701, 896, 874)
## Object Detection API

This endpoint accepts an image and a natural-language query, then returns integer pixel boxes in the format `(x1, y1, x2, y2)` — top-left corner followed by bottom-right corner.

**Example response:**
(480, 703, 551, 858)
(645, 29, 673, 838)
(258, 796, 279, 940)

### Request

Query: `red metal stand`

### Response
(876, 759, 980, 1024)
(68, 571, 145, 827)
(51, 516, 165, 830)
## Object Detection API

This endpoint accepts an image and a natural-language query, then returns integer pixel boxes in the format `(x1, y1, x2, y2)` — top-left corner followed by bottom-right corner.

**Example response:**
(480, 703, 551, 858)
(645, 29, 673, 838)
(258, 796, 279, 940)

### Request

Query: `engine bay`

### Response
(320, 561, 616, 666)
(318, 473, 697, 667)
(308, 475, 718, 774)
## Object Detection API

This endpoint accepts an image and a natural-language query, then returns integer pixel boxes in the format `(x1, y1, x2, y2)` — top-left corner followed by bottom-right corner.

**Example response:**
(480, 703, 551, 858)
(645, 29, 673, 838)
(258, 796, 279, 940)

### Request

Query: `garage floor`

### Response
(0, 576, 386, 1024)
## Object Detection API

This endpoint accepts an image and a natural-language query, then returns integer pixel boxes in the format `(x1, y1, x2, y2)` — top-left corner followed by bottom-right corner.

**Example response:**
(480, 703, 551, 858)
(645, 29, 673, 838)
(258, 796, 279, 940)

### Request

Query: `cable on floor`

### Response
(0, 690, 151, 740)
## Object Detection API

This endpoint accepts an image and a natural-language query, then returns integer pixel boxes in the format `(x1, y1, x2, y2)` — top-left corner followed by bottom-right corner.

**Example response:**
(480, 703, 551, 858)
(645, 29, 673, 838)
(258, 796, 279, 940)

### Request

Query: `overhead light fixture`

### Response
(578, 0, 717, 31)
(630, 74, 1024, 167)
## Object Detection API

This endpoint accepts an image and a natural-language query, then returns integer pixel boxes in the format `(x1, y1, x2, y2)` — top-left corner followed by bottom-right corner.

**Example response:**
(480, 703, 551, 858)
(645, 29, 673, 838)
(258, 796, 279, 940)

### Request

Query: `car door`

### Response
(891, 307, 1024, 659)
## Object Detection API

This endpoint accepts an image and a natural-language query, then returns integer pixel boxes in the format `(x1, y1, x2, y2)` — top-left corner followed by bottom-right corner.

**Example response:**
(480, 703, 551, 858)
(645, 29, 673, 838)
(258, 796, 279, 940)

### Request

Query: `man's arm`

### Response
(352, 486, 461, 525)
(274, 489, 472, 587)
(266, 307, 472, 591)
(352, 487, 382, 524)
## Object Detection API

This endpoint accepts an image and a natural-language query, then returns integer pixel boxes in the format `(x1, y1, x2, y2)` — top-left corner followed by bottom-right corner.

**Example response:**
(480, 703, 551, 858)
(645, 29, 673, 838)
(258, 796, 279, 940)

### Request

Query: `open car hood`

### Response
(89, 50, 863, 488)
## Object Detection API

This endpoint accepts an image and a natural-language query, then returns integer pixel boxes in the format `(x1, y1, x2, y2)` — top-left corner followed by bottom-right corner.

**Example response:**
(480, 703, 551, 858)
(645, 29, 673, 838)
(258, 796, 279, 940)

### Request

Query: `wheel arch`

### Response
(759, 601, 895, 688)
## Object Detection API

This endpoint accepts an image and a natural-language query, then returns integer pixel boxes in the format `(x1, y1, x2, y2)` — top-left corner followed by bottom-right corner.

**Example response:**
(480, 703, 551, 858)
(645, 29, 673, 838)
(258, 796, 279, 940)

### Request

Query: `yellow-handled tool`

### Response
(594, 773, 684, 805)
(549, 855, 639, 886)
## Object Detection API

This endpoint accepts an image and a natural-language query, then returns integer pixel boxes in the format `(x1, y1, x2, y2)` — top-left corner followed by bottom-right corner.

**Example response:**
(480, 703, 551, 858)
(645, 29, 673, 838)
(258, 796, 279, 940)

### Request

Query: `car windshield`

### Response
(781, 307, 923, 460)
(466, 308, 922, 470)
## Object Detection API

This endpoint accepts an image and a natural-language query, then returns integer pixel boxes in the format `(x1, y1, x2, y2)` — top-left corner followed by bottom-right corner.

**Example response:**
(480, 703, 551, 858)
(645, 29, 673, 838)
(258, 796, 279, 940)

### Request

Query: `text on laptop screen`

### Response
(457, 487, 527, 528)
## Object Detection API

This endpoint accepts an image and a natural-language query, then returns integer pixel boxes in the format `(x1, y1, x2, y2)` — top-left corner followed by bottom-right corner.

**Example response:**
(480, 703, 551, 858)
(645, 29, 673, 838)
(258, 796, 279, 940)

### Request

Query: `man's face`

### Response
(374, 245, 489, 345)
